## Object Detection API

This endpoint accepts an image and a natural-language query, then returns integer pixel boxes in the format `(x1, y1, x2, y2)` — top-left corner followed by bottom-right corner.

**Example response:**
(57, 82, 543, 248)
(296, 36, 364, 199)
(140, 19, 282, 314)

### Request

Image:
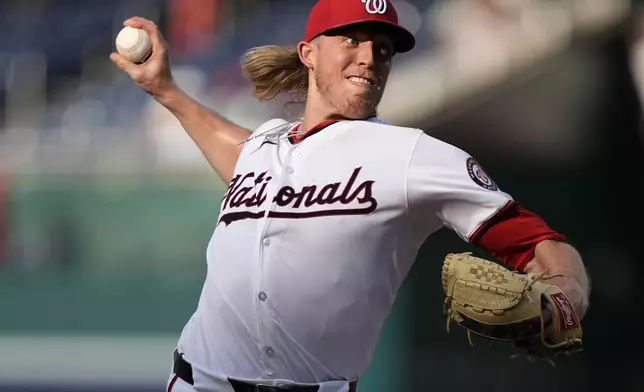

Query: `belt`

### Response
(173, 349, 357, 392)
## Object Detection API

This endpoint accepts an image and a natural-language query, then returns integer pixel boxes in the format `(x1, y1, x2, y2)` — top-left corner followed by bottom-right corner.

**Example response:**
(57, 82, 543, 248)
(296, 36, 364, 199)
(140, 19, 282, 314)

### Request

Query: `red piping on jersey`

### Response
(288, 120, 340, 144)
(469, 200, 517, 243)
(470, 201, 567, 272)
(167, 374, 179, 392)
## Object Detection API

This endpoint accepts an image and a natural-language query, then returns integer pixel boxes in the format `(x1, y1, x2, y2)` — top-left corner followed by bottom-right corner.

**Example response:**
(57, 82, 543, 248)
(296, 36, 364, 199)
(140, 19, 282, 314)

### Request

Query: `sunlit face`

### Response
(301, 25, 396, 119)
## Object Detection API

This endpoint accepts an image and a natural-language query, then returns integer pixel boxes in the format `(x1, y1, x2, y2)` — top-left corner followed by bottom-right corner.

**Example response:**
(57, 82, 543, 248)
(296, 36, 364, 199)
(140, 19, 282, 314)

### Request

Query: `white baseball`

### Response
(115, 26, 152, 64)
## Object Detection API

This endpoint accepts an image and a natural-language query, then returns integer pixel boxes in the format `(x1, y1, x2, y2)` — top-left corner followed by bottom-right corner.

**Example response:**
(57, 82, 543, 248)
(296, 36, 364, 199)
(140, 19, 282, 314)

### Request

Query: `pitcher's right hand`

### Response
(110, 17, 176, 99)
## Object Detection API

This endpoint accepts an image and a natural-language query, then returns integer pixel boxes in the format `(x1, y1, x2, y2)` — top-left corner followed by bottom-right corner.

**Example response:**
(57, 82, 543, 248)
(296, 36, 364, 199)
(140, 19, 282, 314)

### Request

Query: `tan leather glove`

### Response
(442, 252, 583, 364)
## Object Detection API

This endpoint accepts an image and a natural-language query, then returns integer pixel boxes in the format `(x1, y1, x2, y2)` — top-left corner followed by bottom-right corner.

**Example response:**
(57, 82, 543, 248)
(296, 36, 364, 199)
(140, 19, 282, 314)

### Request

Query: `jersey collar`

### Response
(287, 116, 382, 144)
(288, 120, 339, 144)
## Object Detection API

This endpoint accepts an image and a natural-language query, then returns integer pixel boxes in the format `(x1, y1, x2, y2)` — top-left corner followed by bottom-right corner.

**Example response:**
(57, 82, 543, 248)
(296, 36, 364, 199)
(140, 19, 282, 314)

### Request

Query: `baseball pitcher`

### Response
(110, 0, 591, 391)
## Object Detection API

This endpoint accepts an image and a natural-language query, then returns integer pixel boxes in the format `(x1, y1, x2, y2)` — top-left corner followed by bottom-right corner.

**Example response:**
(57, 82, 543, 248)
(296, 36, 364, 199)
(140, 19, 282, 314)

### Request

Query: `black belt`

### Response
(173, 349, 356, 392)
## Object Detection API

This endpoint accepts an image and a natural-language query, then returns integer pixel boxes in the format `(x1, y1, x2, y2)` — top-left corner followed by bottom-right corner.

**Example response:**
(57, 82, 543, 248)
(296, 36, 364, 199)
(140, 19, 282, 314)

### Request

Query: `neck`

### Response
(299, 86, 378, 132)
(299, 102, 377, 132)
(299, 97, 344, 133)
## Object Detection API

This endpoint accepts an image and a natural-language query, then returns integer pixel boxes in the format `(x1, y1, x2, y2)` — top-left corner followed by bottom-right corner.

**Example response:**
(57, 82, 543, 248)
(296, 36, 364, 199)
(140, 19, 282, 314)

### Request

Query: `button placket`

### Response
(257, 141, 296, 373)
(285, 146, 299, 175)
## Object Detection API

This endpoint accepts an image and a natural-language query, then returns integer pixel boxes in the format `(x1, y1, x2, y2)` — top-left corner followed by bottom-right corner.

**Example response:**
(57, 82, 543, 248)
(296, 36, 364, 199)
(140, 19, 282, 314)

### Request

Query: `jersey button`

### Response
(258, 292, 267, 301)
(265, 347, 275, 357)
(262, 238, 271, 246)
(292, 149, 300, 156)
(285, 167, 294, 174)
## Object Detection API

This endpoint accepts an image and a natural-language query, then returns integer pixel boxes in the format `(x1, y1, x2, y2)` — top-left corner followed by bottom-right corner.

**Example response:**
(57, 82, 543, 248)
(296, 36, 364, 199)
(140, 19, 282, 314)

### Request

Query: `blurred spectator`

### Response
(168, 0, 225, 56)
(427, 0, 517, 90)
(426, 0, 572, 96)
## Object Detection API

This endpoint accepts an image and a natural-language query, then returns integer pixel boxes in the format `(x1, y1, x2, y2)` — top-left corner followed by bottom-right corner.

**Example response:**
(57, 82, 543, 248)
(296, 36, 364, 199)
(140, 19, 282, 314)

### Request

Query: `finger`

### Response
(110, 52, 140, 75)
(124, 17, 165, 52)
(123, 16, 155, 28)
(123, 17, 140, 28)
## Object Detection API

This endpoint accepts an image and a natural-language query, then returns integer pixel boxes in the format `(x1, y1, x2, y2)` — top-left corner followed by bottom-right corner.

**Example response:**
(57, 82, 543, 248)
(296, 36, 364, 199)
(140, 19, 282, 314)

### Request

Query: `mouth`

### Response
(347, 76, 376, 87)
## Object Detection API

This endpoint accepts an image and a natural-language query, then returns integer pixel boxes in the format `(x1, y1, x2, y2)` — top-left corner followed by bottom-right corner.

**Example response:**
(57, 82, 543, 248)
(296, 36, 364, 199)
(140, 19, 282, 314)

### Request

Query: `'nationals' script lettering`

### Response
(218, 167, 378, 226)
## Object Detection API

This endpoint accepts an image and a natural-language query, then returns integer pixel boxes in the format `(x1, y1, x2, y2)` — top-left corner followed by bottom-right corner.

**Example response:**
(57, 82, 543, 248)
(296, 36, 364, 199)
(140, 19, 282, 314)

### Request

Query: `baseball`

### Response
(115, 26, 152, 64)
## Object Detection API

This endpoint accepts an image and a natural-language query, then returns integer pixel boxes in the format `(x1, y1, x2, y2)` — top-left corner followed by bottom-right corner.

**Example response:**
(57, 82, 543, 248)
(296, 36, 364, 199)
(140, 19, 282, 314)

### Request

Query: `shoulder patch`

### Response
(466, 157, 498, 191)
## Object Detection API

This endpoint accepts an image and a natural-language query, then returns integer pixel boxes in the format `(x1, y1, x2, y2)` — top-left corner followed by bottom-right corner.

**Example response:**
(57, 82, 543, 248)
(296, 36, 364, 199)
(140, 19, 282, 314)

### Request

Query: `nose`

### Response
(356, 41, 375, 68)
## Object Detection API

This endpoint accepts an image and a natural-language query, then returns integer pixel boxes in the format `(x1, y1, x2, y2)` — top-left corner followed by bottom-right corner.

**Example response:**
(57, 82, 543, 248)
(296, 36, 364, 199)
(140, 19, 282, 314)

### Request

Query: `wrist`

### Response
(528, 269, 588, 319)
(556, 279, 588, 320)
(152, 82, 183, 108)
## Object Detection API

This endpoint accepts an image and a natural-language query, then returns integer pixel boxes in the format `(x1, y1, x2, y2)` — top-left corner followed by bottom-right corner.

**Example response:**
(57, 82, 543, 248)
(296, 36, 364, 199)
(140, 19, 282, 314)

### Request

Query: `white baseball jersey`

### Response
(175, 117, 513, 391)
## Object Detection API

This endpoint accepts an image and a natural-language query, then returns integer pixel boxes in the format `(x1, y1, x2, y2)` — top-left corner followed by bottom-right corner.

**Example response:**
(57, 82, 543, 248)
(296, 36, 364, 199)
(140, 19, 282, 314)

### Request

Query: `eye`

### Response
(379, 46, 391, 58)
(373, 36, 394, 59)
(344, 37, 360, 46)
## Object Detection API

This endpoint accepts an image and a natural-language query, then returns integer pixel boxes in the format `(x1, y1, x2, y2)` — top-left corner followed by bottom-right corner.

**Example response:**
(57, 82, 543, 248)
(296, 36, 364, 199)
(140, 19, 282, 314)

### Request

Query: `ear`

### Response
(297, 40, 315, 70)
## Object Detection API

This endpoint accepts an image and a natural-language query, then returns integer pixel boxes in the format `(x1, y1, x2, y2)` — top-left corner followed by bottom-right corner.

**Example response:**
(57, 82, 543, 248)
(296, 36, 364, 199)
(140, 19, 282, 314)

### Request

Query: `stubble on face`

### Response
(315, 72, 380, 119)
(311, 34, 390, 120)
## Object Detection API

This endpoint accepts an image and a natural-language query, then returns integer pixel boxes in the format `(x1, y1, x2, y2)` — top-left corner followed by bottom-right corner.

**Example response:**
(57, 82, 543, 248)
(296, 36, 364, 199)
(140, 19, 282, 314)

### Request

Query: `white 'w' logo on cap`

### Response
(362, 0, 387, 15)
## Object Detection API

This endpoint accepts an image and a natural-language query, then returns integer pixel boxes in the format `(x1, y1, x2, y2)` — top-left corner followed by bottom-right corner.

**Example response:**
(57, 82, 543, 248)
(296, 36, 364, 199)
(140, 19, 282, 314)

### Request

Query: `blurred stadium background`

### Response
(0, 0, 641, 391)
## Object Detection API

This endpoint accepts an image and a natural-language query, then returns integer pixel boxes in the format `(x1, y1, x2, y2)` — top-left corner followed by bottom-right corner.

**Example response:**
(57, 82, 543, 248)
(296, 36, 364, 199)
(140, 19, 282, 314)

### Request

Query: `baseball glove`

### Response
(441, 252, 583, 364)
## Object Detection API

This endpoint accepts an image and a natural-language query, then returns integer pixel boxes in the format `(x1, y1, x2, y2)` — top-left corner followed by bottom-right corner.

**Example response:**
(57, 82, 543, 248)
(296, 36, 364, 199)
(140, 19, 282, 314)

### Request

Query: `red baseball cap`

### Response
(304, 0, 416, 53)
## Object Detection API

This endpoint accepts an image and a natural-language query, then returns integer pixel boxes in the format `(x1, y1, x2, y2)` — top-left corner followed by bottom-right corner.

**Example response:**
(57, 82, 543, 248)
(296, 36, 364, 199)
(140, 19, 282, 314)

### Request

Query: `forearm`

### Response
(524, 240, 590, 319)
(155, 87, 251, 184)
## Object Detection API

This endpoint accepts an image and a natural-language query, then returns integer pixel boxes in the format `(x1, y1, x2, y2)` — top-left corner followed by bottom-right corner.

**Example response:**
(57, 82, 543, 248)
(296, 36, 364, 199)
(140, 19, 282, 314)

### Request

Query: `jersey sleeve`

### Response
(252, 118, 289, 135)
(406, 133, 514, 244)
(240, 118, 290, 155)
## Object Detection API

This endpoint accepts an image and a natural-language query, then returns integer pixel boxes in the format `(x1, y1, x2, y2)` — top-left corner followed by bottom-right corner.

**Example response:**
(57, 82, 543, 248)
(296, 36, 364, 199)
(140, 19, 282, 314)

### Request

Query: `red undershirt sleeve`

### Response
(470, 202, 567, 272)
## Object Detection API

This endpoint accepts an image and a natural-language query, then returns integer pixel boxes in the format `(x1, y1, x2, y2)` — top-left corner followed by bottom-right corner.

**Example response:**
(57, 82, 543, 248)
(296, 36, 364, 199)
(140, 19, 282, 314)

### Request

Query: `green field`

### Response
(2, 173, 224, 332)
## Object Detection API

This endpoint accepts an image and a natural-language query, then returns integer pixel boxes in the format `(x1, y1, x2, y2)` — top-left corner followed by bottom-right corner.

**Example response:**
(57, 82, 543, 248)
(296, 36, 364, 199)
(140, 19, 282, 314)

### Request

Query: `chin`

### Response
(341, 102, 378, 120)
(346, 108, 377, 120)
(337, 108, 372, 120)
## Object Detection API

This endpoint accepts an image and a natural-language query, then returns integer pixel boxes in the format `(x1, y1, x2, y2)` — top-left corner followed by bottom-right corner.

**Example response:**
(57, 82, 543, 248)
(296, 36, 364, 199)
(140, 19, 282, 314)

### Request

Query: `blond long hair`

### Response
(240, 45, 309, 103)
